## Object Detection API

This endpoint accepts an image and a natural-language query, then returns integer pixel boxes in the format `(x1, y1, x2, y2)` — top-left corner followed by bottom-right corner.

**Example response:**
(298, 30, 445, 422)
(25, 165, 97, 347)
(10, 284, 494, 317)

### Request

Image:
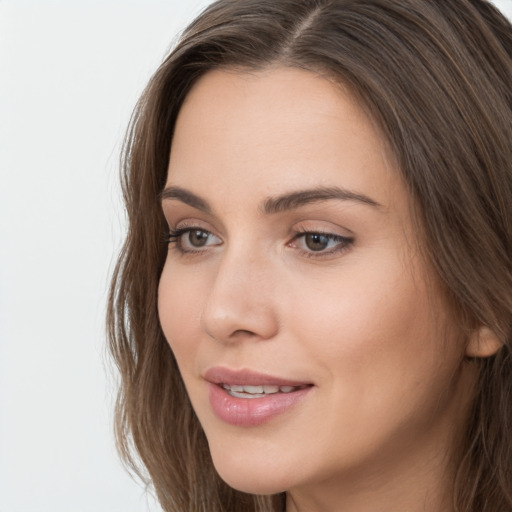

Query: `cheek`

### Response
(289, 256, 429, 352)
(286, 249, 459, 402)
(158, 265, 203, 360)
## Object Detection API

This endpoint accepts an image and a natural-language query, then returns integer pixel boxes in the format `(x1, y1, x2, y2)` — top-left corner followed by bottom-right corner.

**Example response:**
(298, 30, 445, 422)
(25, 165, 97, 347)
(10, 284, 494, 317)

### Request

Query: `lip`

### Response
(204, 367, 311, 387)
(204, 367, 313, 427)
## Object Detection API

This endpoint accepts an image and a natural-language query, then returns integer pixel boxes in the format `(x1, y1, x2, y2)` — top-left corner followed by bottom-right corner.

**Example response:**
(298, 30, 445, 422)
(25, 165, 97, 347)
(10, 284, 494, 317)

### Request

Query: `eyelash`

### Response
(166, 227, 219, 255)
(166, 226, 354, 259)
(291, 227, 354, 258)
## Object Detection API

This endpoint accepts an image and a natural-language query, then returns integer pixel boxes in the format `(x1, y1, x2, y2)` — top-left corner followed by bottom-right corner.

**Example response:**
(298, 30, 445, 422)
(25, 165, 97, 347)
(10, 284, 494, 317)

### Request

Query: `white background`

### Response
(0, 1, 211, 511)
(1, 1, 511, 511)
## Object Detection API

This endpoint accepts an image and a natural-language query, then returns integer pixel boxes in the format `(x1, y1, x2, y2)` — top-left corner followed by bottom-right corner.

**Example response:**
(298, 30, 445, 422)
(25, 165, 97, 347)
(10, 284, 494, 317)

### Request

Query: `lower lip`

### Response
(208, 383, 312, 427)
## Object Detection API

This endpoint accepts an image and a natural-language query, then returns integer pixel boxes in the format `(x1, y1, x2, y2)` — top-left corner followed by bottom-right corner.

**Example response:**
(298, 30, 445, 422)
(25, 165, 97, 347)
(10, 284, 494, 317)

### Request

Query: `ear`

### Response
(465, 326, 503, 358)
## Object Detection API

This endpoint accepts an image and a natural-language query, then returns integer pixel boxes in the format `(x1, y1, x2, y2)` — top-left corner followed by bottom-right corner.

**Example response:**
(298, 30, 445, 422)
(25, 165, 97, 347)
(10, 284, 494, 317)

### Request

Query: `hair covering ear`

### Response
(465, 326, 503, 358)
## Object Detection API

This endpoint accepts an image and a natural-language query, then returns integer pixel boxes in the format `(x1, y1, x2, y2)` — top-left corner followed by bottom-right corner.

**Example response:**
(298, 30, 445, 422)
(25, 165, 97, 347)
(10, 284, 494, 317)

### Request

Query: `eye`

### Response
(303, 233, 336, 251)
(290, 230, 354, 257)
(184, 229, 210, 248)
(167, 227, 222, 253)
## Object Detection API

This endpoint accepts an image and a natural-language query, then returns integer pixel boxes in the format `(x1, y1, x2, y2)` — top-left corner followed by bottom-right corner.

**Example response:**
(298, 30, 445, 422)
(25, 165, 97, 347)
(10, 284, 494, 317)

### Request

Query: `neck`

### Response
(286, 460, 455, 512)
(285, 411, 466, 512)
(286, 468, 454, 512)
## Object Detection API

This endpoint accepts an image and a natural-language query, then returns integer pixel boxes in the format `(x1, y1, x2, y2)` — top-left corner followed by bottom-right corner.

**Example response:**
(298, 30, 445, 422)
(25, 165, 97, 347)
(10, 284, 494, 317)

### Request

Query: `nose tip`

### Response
(200, 259, 279, 344)
(201, 293, 279, 344)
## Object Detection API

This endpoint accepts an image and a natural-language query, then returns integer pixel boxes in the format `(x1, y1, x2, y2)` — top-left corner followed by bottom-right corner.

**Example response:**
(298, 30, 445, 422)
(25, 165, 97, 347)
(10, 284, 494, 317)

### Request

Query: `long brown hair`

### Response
(107, 1, 512, 510)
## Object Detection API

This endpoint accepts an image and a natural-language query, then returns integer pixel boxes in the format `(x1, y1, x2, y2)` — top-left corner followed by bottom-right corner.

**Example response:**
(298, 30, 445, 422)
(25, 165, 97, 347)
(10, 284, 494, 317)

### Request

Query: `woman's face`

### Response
(159, 68, 476, 502)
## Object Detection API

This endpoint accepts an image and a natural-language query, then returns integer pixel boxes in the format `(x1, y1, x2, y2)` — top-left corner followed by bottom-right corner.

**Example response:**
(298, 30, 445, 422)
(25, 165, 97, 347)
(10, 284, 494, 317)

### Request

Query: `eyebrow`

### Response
(160, 186, 212, 213)
(160, 185, 382, 214)
(262, 186, 382, 214)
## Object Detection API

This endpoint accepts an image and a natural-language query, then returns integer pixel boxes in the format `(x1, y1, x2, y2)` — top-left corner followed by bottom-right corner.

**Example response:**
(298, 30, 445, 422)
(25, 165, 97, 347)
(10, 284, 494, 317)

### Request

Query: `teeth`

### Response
(222, 383, 301, 397)
(244, 385, 263, 394)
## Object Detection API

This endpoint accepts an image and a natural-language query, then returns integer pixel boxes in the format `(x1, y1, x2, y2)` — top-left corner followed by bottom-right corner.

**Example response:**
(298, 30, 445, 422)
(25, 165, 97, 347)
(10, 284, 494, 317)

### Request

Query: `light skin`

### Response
(158, 67, 497, 512)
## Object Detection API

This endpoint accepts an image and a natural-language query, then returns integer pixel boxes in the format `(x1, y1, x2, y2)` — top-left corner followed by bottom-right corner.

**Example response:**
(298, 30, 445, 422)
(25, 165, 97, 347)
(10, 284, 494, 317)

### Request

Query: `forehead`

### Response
(167, 67, 402, 213)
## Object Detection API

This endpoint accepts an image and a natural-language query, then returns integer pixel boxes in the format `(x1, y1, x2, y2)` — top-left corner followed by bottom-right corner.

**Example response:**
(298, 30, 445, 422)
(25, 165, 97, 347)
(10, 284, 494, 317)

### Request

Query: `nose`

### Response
(200, 245, 280, 344)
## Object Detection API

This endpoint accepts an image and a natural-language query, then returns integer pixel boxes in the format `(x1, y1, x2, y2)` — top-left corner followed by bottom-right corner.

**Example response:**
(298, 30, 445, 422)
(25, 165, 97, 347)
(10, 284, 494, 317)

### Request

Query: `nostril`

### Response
(231, 329, 258, 337)
(200, 269, 280, 343)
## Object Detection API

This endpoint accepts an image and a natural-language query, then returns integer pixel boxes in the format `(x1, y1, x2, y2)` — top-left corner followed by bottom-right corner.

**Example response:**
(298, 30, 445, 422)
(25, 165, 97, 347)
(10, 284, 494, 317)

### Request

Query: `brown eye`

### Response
(188, 229, 210, 247)
(167, 227, 222, 253)
(304, 233, 330, 251)
(290, 230, 354, 257)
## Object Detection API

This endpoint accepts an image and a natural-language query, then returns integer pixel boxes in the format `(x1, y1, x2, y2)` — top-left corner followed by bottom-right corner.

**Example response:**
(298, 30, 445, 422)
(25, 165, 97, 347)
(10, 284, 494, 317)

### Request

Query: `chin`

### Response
(208, 443, 291, 495)
(216, 469, 288, 496)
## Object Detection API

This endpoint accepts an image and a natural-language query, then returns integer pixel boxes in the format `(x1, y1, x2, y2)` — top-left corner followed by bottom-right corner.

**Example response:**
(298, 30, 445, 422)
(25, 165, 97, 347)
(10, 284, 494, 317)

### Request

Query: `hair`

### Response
(107, 1, 512, 510)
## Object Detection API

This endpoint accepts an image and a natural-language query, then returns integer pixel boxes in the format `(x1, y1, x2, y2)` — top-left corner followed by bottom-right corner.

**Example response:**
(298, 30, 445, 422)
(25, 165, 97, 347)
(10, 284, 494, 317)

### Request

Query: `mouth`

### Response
(220, 383, 310, 399)
(204, 367, 313, 426)
(204, 366, 313, 392)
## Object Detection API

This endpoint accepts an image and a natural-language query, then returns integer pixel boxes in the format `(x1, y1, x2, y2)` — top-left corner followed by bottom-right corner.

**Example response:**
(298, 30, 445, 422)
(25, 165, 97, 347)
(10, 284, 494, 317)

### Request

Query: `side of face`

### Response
(158, 68, 478, 497)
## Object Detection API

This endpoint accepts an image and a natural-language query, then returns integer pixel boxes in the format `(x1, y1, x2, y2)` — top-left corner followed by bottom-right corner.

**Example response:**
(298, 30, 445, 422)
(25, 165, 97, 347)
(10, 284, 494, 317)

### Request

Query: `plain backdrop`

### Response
(1, 1, 512, 511)
(0, 1, 211, 511)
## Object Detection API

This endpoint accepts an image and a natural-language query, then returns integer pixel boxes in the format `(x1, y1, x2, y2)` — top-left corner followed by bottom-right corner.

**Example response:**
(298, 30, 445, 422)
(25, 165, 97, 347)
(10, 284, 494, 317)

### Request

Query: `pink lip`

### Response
(204, 367, 313, 427)
(204, 367, 310, 387)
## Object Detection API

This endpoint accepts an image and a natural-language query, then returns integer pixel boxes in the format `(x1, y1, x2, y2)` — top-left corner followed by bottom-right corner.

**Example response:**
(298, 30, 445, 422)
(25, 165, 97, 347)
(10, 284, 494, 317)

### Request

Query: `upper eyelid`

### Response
(169, 225, 219, 238)
(166, 216, 355, 239)
(170, 219, 215, 232)
(167, 224, 353, 239)
(294, 226, 352, 237)
(292, 220, 355, 240)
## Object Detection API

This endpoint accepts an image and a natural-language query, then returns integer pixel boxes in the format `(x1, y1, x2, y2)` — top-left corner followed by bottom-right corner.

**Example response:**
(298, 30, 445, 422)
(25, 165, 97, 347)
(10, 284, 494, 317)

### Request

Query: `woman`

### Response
(108, 1, 512, 511)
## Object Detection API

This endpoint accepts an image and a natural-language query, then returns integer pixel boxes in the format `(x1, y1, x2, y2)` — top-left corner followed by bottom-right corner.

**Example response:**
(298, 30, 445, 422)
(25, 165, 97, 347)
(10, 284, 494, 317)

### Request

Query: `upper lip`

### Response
(204, 366, 312, 387)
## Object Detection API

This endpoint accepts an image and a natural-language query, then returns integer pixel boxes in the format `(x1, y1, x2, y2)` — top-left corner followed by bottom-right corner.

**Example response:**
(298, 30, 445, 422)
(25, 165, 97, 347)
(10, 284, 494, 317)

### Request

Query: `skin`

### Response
(158, 67, 480, 512)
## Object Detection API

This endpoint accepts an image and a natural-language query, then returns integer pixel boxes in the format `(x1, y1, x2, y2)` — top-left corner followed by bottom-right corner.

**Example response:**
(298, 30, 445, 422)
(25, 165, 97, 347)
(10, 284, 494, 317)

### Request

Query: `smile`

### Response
(204, 367, 313, 426)
(221, 383, 308, 398)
